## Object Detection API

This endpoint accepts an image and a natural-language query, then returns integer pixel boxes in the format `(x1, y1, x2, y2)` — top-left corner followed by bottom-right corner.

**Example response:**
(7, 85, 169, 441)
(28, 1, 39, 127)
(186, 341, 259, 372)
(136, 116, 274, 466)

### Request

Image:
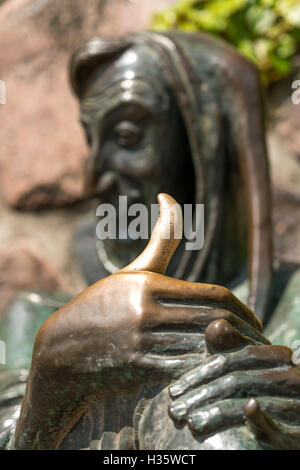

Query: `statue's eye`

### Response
(114, 122, 142, 148)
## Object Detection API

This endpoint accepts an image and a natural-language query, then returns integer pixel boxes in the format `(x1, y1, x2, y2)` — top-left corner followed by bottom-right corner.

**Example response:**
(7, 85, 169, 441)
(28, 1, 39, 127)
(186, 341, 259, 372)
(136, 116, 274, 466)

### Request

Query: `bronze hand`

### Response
(169, 319, 300, 449)
(15, 194, 265, 449)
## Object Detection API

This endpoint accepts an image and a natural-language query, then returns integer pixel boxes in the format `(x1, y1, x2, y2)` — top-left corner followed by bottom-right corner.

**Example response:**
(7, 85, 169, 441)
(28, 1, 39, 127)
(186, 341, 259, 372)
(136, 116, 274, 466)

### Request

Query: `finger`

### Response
(169, 366, 300, 421)
(170, 369, 300, 419)
(149, 275, 262, 333)
(248, 397, 300, 426)
(169, 345, 292, 399)
(205, 319, 261, 354)
(187, 399, 246, 435)
(186, 397, 300, 438)
(139, 331, 205, 356)
(121, 193, 182, 275)
(143, 302, 268, 346)
(132, 352, 203, 381)
(245, 398, 300, 450)
(119, 192, 261, 333)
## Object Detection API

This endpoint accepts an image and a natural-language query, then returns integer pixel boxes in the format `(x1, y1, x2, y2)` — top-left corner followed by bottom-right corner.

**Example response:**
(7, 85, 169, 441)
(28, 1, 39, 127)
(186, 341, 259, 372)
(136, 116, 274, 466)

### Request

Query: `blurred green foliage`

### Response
(151, 0, 300, 85)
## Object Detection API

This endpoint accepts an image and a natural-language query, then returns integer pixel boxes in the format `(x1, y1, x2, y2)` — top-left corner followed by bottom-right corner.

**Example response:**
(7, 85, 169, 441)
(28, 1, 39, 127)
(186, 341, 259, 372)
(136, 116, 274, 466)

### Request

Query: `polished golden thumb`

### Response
(121, 193, 183, 275)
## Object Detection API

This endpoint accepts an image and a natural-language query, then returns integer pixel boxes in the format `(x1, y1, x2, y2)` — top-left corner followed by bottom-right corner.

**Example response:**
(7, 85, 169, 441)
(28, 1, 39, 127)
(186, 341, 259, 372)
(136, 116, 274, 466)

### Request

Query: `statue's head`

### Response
(70, 37, 195, 274)
(70, 31, 272, 322)
(72, 39, 193, 200)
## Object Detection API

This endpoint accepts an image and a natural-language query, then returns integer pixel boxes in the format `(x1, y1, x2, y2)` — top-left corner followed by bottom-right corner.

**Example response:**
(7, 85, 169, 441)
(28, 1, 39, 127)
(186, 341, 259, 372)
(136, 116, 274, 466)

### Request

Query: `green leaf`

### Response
(151, 0, 300, 86)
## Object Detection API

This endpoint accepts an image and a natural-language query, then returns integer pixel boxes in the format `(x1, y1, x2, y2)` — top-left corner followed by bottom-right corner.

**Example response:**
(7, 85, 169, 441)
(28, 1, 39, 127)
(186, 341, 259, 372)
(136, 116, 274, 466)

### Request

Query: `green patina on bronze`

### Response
(0, 31, 299, 450)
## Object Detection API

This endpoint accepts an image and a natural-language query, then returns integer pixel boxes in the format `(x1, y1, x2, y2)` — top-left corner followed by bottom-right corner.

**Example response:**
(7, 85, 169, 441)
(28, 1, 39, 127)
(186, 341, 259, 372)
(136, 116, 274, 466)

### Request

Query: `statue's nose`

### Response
(84, 136, 117, 196)
(95, 171, 117, 194)
(85, 159, 117, 197)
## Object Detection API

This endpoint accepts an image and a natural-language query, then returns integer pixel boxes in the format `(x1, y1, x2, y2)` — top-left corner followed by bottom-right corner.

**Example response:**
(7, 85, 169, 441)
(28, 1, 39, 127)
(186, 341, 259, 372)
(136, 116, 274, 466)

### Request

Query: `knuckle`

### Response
(217, 354, 228, 368)
(223, 371, 239, 387)
(218, 310, 234, 323)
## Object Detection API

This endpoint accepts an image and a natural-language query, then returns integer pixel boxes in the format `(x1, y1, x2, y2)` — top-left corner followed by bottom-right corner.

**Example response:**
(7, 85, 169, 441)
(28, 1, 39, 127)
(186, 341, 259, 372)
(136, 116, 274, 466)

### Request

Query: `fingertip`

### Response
(168, 400, 187, 421)
(187, 415, 201, 433)
(169, 382, 185, 399)
(157, 193, 177, 206)
(205, 319, 247, 354)
(244, 397, 260, 419)
(257, 317, 263, 332)
(206, 318, 231, 338)
(244, 397, 277, 447)
(121, 193, 182, 274)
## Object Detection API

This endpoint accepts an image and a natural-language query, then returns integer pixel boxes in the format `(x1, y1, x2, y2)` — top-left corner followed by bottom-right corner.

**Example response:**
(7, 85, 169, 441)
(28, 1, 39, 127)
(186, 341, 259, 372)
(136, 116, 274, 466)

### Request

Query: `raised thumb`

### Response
(121, 193, 183, 274)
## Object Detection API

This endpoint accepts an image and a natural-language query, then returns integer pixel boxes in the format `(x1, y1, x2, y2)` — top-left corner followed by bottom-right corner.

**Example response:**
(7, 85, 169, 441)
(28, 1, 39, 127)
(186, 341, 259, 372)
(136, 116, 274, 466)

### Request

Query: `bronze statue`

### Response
(0, 31, 300, 450)
(69, 31, 272, 321)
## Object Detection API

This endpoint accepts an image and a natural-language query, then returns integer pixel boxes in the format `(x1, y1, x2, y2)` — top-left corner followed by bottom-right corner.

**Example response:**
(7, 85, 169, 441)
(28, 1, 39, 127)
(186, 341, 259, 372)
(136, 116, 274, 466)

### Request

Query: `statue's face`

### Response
(79, 45, 194, 269)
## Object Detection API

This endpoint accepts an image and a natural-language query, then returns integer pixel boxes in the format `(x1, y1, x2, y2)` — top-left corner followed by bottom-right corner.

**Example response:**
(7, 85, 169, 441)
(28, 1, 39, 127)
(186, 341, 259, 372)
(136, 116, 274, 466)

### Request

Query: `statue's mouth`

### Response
(93, 171, 147, 248)
(94, 171, 143, 205)
(95, 171, 116, 194)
